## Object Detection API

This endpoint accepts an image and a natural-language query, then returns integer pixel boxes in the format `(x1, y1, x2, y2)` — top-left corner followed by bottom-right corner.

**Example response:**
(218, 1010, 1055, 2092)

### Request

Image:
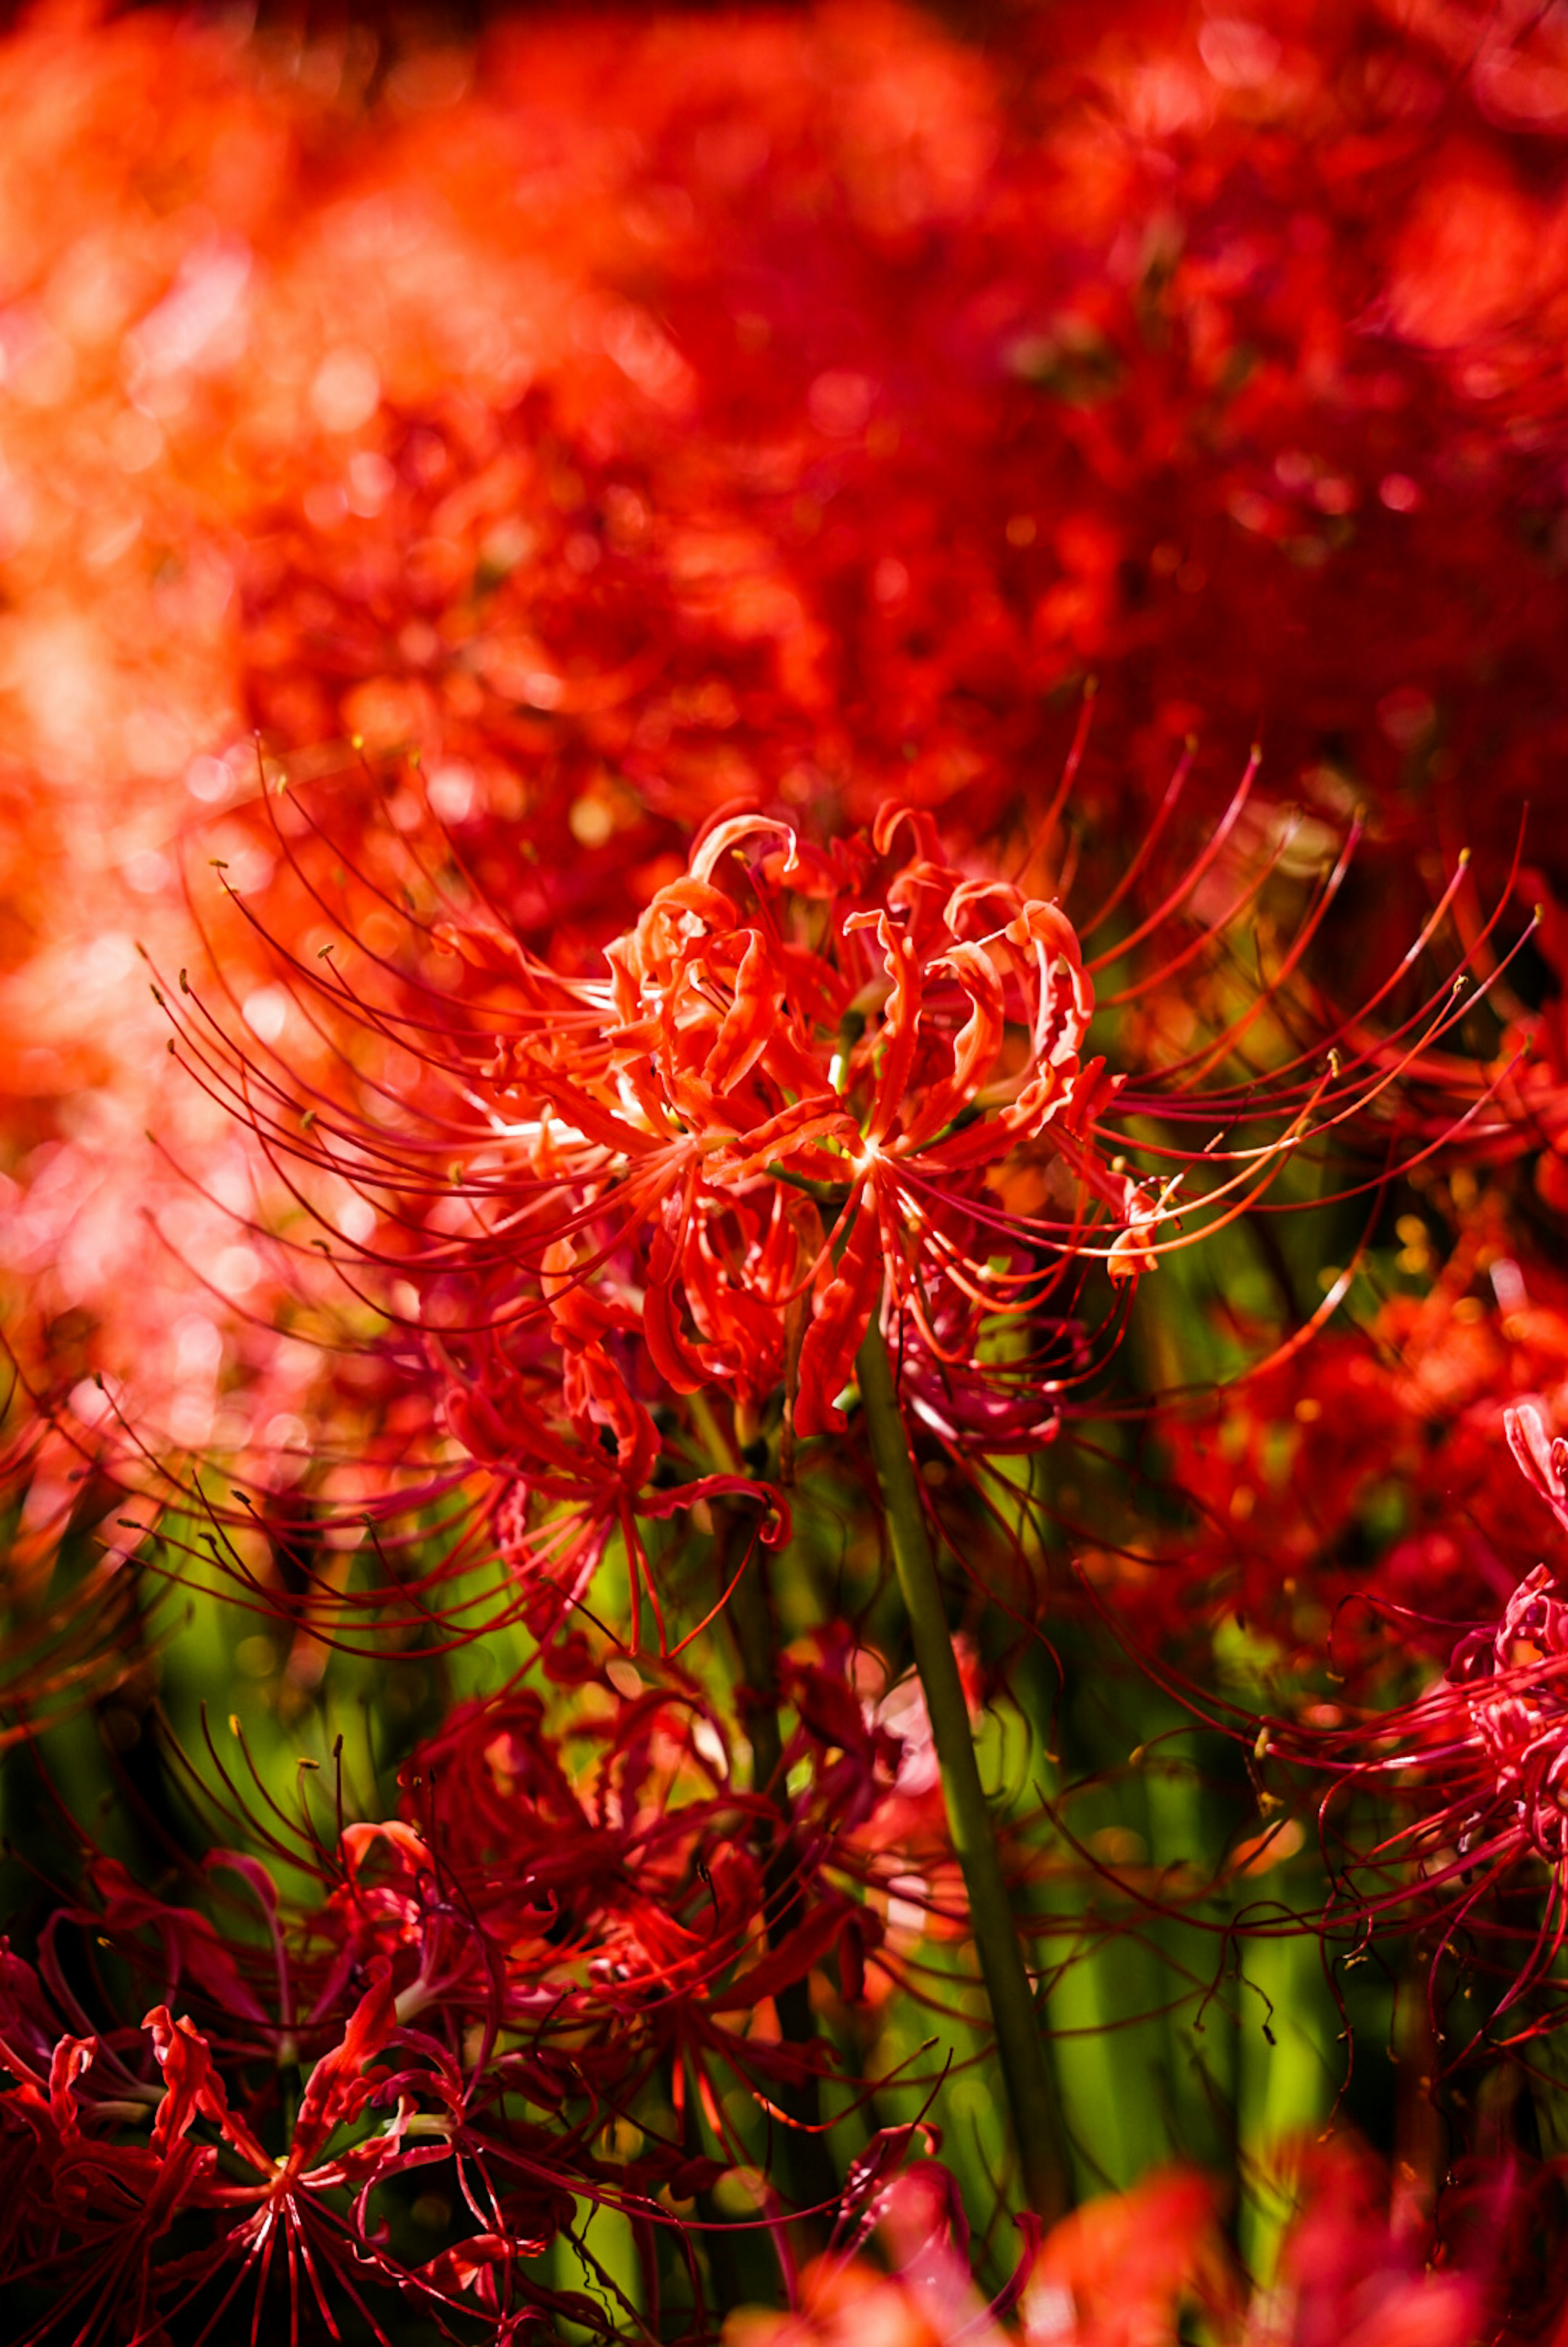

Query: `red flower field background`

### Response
(5, 1, 1568, 2338)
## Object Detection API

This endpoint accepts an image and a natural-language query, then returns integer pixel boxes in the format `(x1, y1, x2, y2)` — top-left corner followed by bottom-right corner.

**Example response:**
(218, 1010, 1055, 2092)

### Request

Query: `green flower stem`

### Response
(1235, 1926, 1336, 2284)
(689, 1389, 838, 2228)
(855, 1313, 1069, 2224)
(730, 1547, 842, 2233)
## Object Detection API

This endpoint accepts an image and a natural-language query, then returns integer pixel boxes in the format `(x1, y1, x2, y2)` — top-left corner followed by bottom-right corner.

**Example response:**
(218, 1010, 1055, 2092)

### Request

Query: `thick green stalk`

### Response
(855, 1316, 1069, 2223)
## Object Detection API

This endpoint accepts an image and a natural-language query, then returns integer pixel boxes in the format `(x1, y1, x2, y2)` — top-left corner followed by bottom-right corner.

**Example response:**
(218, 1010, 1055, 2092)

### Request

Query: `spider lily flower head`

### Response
(723, 2159, 1240, 2347)
(562, 800, 1116, 1437)
(0, 1966, 631, 2344)
(722, 2150, 1020, 2347)
(1249, 2137, 1491, 2347)
(1099, 1178, 1568, 1684)
(1439, 1557, 1568, 1868)
(26, 1653, 905, 2227)
(2, 1715, 819, 2341)
(0, 1944, 490, 2346)
(1269, 1401, 1568, 2030)
(145, 750, 1488, 1665)
(152, 797, 1166, 1653)
(395, 1669, 893, 2049)
(506, 799, 1125, 1348)
(102, 1660, 886, 2209)
(721, 2143, 1490, 2346)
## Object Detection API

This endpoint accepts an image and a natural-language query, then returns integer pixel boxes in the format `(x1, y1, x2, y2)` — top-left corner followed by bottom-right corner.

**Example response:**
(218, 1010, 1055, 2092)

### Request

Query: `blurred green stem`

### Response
(1236, 1926, 1336, 2282)
(695, 1387, 838, 2231)
(856, 1313, 1069, 2224)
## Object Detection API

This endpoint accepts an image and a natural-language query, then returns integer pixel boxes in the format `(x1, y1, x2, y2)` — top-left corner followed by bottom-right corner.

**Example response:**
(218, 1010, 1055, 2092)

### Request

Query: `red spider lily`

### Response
(0, 1958, 508, 2347)
(0, 1768, 718, 2337)
(387, 1664, 913, 2127)
(0, 1647, 974, 2322)
(1066, 1163, 1568, 1693)
(1256, 1401, 1568, 2045)
(724, 2136, 1492, 2345)
(142, 799, 1123, 1651)
(1250, 2137, 1491, 2347)
(140, 767, 1484, 1675)
(582, 802, 1111, 1435)
(721, 2146, 1025, 2347)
